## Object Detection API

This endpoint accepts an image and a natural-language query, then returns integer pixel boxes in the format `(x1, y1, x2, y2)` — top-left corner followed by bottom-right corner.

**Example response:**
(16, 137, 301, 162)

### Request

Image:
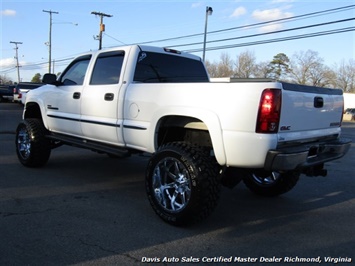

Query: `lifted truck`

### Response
(15, 45, 351, 225)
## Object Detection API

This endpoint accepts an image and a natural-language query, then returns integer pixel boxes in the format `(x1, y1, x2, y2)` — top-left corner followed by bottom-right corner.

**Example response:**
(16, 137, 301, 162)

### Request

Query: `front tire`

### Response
(146, 142, 220, 226)
(15, 119, 51, 167)
(243, 170, 300, 197)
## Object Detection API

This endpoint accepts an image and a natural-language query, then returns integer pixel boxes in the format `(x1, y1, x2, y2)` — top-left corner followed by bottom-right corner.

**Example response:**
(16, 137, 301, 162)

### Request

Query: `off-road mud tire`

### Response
(146, 142, 220, 226)
(15, 119, 51, 167)
(243, 170, 300, 197)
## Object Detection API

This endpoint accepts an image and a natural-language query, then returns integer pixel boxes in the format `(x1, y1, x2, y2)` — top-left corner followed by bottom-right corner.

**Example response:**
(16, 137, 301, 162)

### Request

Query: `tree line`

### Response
(0, 72, 53, 85)
(205, 49, 355, 93)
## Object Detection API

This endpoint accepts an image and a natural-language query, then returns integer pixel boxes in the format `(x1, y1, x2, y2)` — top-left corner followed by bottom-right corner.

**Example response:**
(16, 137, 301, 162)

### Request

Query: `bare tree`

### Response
(309, 65, 337, 88)
(335, 59, 355, 92)
(216, 52, 234, 77)
(206, 49, 354, 92)
(289, 50, 332, 86)
(234, 50, 257, 78)
(0, 74, 14, 85)
(205, 60, 218, 78)
(254, 61, 272, 79)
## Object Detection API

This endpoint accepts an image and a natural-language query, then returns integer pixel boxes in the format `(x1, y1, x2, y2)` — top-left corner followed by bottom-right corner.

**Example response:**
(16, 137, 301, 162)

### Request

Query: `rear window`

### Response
(133, 51, 208, 83)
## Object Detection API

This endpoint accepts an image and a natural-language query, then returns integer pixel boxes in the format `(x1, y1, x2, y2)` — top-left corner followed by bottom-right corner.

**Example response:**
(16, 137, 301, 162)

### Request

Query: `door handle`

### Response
(104, 93, 114, 101)
(73, 92, 81, 99)
(314, 96, 324, 108)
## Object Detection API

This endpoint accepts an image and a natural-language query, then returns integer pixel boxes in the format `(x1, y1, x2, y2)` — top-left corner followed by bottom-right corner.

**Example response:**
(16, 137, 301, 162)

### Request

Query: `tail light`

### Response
(340, 101, 344, 126)
(256, 89, 281, 133)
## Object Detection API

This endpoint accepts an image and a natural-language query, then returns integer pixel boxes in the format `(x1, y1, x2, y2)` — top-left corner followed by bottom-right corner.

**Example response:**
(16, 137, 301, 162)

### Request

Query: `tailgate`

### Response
(279, 83, 343, 142)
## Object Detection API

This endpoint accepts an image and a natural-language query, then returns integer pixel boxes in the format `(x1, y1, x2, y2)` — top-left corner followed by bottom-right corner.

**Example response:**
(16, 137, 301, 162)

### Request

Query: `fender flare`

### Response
(24, 100, 49, 129)
(149, 107, 226, 166)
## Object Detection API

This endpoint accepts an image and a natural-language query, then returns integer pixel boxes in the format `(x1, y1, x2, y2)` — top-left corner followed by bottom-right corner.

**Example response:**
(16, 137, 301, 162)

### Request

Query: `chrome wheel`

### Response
(146, 142, 220, 225)
(17, 127, 31, 160)
(251, 171, 280, 186)
(243, 169, 300, 197)
(15, 119, 51, 167)
(152, 157, 191, 213)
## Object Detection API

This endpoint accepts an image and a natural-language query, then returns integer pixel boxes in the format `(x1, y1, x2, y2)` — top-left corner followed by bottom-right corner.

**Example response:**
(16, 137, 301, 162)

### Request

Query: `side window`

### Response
(60, 55, 91, 86)
(90, 51, 125, 85)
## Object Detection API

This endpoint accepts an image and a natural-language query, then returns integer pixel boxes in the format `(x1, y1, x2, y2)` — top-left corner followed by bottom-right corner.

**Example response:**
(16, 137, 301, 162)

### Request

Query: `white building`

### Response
(344, 93, 355, 110)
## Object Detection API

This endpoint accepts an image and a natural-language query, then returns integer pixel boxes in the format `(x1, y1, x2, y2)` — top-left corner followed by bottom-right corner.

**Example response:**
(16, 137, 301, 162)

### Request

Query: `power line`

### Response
(103, 33, 126, 45)
(185, 27, 355, 53)
(0, 57, 74, 74)
(169, 17, 355, 49)
(0, 67, 17, 75)
(203, 4, 355, 36)
(129, 4, 355, 46)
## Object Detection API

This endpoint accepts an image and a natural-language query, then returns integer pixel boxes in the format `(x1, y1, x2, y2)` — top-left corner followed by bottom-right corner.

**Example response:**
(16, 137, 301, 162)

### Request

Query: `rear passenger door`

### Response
(80, 50, 126, 145)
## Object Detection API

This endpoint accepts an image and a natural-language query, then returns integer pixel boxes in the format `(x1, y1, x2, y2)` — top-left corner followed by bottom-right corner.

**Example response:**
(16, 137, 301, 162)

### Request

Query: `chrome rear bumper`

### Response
(264, 138, 351, 171)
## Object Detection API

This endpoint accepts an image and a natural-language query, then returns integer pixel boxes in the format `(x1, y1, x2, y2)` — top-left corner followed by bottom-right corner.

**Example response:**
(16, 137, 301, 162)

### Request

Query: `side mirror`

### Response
(42, 73, 58, 85)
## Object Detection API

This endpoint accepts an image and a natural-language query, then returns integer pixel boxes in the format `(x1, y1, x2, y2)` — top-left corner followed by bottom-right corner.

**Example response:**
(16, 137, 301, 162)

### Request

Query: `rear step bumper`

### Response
(264, 138, 351, 171)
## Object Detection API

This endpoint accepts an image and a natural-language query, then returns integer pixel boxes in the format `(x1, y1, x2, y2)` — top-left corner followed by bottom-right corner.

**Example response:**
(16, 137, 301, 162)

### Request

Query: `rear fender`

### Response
(151, 107, 226, 165)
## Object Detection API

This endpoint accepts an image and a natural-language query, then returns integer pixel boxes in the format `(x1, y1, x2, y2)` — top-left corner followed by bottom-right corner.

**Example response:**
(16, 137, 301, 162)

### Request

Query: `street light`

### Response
(203, 6, 213, 62)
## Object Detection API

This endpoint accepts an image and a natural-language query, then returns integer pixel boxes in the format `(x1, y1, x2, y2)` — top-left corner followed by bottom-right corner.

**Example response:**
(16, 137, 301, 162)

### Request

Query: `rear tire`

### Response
(146, 142, 220, 226)
(243, 170, 300, 197)
(15, 119, 51, 167)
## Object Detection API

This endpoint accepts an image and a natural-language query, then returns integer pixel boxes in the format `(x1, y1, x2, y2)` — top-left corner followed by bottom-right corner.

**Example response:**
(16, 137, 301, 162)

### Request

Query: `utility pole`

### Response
(10, 41, 23, 83)
(91, 11, 112, 50)
(43, 10, 59, 73)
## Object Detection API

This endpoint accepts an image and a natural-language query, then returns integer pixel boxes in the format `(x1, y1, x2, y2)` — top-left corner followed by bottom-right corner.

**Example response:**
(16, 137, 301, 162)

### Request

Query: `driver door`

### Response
(45, 55, 91, 137)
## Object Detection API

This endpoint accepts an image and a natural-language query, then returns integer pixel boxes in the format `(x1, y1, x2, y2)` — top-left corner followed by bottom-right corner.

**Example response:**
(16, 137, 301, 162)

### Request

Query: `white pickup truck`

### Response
(16, 45, 351, 225)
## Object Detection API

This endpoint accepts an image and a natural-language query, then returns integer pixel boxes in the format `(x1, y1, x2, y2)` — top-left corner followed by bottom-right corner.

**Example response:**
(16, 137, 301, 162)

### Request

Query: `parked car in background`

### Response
(343, 108, 355, 121)
(16, 82, 43, 104)
(13, 85, 21, 103)
(0, 85, 15, 102)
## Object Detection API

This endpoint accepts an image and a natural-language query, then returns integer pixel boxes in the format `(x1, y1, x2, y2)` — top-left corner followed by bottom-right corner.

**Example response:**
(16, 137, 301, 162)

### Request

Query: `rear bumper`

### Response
(264, 138, 351, 171)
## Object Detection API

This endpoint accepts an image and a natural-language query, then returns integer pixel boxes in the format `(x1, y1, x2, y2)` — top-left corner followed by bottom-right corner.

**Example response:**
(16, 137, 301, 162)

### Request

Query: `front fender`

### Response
(24, 100, 49, 130)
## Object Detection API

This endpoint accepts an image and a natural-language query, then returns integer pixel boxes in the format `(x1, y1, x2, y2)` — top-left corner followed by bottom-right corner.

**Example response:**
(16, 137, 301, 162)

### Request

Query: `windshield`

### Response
(134, 51, 209, 83)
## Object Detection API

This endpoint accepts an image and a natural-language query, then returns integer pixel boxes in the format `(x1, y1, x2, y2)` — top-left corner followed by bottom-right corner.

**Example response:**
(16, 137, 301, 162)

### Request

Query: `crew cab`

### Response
(15, 45, 351, 225)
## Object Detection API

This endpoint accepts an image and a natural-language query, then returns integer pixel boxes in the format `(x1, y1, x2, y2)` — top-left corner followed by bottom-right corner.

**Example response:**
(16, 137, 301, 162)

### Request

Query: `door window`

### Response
(90, 51, 125, 85)
(59, 55, 91, 85)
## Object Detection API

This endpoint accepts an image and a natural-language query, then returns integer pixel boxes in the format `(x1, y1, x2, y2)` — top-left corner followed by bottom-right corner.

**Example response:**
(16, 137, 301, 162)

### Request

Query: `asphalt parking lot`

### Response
(1, 102, 354, 265)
